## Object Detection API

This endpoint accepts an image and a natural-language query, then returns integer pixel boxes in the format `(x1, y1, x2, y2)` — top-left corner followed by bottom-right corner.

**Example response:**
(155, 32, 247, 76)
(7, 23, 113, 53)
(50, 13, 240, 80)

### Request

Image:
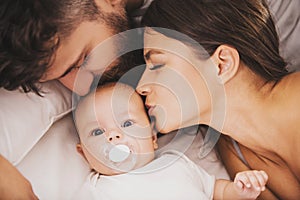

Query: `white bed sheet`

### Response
(16, 114, 90, 200)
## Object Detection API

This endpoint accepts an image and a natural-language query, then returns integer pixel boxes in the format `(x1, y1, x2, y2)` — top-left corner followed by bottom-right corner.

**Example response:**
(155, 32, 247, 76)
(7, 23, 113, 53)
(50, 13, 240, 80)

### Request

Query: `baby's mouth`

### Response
(108, 144, 131, 163)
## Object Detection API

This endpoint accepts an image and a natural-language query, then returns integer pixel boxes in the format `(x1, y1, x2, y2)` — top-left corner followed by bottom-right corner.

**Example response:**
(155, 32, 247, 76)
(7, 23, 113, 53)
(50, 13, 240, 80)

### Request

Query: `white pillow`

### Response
(268, 0, 300, 71)
(16, 114, 90, 200)
(0, 80, 73, 165)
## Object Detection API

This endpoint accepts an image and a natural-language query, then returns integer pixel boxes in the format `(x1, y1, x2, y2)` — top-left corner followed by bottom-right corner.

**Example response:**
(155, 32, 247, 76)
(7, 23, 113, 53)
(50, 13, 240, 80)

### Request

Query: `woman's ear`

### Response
(212, 45, 240, 84)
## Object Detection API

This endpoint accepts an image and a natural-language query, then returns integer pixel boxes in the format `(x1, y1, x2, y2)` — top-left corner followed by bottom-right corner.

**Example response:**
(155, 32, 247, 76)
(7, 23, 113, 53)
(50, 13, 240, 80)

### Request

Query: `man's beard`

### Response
(94, 7, 143, 87)
(103, 8, 130, 34)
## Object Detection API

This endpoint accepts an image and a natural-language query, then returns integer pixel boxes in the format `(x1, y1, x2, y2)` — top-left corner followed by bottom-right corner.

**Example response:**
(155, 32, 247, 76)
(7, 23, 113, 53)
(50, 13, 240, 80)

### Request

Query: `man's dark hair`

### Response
(0, 0, 102, 94)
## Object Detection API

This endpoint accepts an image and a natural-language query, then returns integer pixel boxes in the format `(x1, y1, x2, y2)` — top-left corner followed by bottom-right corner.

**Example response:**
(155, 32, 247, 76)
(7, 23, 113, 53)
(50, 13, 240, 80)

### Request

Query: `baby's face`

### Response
(76, 85, 156, 175)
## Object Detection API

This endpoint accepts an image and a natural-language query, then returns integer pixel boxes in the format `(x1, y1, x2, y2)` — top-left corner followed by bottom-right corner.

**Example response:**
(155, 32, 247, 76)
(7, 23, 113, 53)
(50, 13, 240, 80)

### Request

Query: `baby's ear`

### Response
(152, 134, 158, 150)
(76, 143, 86, 158)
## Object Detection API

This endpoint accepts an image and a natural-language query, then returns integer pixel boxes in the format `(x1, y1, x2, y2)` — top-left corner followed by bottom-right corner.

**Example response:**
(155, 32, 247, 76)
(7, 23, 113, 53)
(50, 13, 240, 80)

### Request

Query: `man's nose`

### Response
(59, 68, 94, 96)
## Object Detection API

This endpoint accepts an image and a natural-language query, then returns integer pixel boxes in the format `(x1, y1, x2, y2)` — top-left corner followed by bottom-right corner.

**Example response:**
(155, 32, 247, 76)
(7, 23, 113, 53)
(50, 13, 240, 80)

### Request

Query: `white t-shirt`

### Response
(73, 150, 215, 200)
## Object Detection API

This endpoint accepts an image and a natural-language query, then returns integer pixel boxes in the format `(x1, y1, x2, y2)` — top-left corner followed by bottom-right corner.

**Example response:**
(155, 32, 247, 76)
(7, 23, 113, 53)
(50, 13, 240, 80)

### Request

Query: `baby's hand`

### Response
(233, 170, 268, 199)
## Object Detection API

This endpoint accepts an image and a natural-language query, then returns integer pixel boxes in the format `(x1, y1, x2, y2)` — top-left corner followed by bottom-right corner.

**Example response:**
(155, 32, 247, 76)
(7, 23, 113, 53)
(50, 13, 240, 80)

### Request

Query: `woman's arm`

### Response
(0, 155, 38, 199)
(217, 135, 279, 200)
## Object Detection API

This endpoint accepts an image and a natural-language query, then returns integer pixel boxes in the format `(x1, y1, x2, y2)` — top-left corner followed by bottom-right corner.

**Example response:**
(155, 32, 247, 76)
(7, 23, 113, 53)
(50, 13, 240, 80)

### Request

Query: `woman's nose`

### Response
(136, 65, 152, 96)
(136, 83, 150, 96)
(107, 131, 123, 142)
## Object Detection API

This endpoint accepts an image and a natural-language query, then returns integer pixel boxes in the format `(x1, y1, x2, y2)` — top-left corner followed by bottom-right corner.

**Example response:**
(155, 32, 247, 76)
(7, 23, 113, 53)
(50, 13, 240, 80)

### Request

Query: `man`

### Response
(0, 0, 147, 96)
(0, 0, 145, 198)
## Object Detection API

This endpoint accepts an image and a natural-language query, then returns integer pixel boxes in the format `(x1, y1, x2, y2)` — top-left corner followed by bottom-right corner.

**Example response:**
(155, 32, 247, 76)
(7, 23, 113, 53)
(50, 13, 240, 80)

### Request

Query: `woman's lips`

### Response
(148, 107, 153, 115)
(146, 104, 155, 116)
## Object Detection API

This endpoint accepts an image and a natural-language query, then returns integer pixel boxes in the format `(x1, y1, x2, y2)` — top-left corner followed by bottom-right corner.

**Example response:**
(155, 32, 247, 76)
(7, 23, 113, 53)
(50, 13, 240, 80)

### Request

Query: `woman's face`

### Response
(137, 28, 220, 133)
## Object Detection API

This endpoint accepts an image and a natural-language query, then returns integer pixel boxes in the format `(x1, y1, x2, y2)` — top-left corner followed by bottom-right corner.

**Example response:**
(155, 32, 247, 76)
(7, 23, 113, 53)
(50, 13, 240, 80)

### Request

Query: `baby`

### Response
(74, 82, 268, 200)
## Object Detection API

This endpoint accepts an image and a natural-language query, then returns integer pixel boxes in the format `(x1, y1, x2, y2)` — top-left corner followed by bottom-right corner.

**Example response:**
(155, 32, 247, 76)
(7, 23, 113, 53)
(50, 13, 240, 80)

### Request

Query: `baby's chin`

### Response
(95, 165, 130, 176)
(98, 154, 155, 175)
(102, 169, 127, 176)
(132, 153, 155, 169)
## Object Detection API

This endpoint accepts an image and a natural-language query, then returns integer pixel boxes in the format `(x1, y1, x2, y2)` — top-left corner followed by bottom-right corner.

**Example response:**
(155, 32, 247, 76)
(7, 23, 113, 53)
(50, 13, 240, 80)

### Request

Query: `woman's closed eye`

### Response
(121, 120, 134, 128)
(91, 128, 105, 136)
(149, 63, 164, 70)
(144, 50, 166, 71)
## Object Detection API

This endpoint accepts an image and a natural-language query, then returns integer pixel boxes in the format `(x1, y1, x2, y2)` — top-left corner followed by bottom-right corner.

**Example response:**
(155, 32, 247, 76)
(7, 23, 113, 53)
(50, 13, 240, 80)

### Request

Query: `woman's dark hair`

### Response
(142, 0, 289, 83)
(0, 0, 103, 94)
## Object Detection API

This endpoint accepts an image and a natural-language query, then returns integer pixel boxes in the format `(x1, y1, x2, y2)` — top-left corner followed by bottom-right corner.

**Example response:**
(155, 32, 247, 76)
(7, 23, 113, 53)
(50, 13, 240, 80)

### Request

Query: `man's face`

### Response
(40, 2, 128, 96)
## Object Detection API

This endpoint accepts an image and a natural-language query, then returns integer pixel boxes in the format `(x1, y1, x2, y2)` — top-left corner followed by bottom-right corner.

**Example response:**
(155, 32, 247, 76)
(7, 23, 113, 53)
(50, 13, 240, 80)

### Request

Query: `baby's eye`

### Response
(91, 128, 105, 136)
(121, 120, 134, 128)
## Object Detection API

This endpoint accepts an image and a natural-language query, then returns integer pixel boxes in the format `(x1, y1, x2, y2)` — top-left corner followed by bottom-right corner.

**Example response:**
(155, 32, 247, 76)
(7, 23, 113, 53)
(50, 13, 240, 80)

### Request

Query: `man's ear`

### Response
(94, 0, 124, 10)
(107, 0, 125, 7)
(212, 45, 240, 84)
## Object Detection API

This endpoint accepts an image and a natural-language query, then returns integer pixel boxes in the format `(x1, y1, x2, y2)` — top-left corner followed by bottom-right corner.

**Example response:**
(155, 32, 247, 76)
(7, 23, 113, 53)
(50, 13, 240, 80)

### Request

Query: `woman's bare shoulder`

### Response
(286, 72, 300, 89)
(272, 72, 300, 139)
(275, 72, 300, 103)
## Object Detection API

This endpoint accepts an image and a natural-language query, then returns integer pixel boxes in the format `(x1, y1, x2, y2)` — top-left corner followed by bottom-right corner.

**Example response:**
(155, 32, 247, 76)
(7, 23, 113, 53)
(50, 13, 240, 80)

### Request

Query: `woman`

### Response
(136, 0, 300, 199)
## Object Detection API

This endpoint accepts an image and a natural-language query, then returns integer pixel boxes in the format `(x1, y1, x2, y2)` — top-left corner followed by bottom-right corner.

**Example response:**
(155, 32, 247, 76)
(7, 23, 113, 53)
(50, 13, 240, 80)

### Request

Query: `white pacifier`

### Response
(108, 144, 130, 162)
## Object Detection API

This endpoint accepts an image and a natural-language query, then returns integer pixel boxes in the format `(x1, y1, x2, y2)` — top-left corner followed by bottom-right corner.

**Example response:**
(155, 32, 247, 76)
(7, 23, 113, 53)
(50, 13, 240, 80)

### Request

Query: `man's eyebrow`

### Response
(144, 50, 162, 61)
(58, 51, 86, 79)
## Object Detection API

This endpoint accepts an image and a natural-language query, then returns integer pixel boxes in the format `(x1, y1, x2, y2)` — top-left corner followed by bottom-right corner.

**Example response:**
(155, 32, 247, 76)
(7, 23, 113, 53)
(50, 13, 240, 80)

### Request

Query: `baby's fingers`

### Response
(254, 170, 268, 191)
(246, 170, 268, 191)
(235, 170, 268, 191)
(234, 172, 252, 189)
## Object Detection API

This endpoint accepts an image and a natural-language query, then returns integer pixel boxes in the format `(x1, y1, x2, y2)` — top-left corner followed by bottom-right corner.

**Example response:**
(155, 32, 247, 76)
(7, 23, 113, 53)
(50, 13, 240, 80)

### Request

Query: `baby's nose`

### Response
(107, 131, 123, 142)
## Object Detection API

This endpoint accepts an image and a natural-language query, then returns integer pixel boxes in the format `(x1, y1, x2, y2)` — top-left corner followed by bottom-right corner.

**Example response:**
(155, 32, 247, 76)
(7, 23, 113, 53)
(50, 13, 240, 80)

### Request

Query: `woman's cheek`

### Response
(153, 102, 181, 133)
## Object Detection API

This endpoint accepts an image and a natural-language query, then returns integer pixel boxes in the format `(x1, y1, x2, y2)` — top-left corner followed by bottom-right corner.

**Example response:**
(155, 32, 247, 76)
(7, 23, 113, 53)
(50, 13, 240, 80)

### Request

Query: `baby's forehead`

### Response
(97, 83, 141, 102)
(98, 83, 135, 95)
(77, 83, 142, 111)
